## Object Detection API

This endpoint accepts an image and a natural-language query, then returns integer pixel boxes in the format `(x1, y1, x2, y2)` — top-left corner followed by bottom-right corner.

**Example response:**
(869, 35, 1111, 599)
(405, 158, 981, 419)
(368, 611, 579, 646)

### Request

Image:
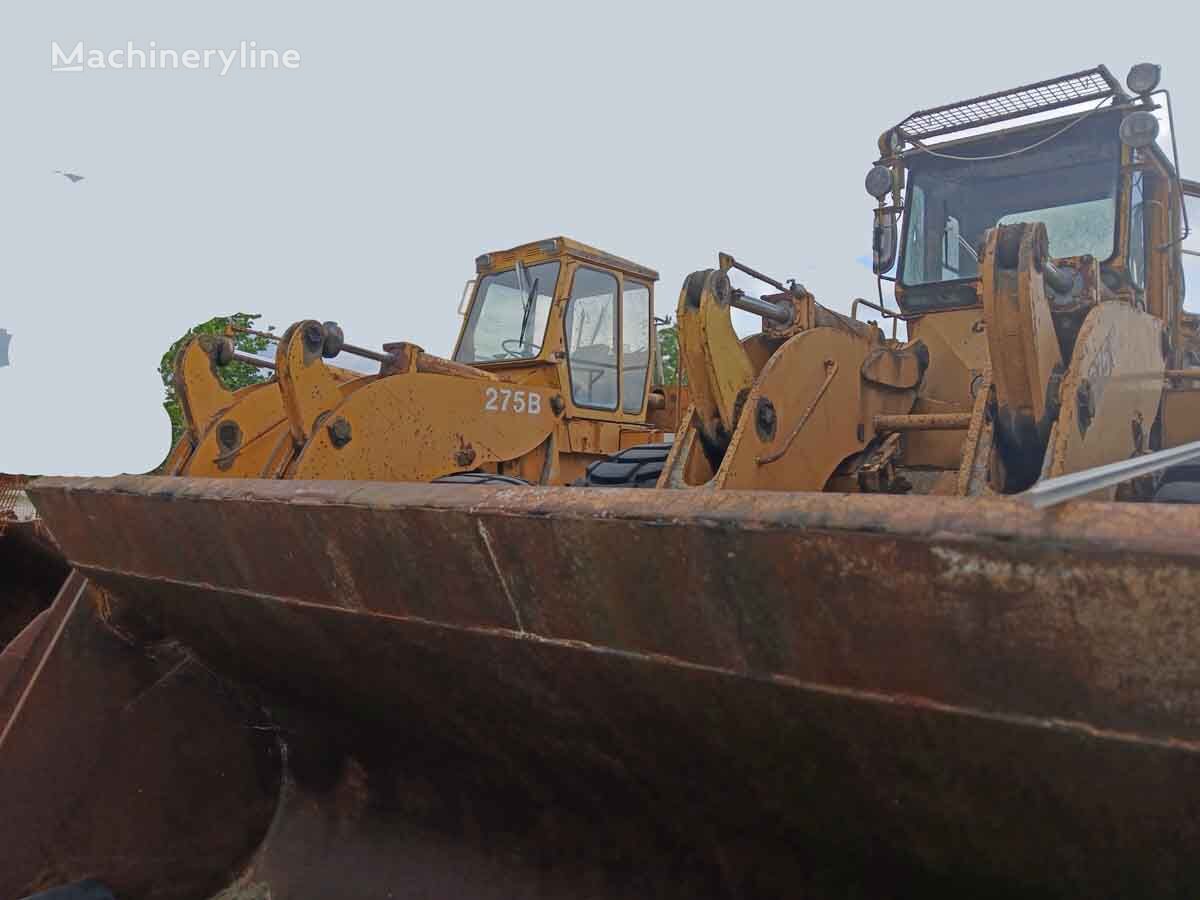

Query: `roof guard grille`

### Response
(895, 66, 1125, 142)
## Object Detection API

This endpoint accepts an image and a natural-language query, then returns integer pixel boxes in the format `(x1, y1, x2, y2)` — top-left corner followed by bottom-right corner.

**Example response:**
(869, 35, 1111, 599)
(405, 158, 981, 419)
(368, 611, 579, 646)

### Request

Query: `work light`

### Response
(1119, 111, 1160, 149)
(1126, 63, 1161, 97)
(865, 165, 893, 200)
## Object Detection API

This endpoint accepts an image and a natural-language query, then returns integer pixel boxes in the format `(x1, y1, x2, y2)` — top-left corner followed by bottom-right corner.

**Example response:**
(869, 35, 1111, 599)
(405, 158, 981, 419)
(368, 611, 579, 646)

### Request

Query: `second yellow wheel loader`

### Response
(588, 65, 1199, 498)
(8, 63, 1200, 899)
(160, 237, 682, 486)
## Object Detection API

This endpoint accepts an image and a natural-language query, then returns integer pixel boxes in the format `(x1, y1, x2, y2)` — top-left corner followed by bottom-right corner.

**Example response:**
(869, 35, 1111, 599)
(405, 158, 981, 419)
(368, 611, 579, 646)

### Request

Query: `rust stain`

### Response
(15, 475, 1200, 897)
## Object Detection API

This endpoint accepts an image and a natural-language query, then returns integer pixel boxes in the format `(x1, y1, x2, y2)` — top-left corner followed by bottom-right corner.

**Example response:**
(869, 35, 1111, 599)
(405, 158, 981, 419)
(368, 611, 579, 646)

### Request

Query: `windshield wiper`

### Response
(517, 276, 540, 353)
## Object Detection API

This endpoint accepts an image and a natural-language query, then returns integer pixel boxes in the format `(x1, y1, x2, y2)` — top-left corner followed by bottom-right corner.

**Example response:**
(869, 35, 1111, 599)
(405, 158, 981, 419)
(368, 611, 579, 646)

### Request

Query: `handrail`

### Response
(1022, 440, 1200, 508)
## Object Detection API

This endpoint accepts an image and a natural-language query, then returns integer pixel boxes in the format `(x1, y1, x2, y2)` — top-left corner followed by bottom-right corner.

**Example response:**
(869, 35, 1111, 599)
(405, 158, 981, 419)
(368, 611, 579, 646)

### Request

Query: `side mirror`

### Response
(872, 208, 898, 274)
(458, 278, 476, 316)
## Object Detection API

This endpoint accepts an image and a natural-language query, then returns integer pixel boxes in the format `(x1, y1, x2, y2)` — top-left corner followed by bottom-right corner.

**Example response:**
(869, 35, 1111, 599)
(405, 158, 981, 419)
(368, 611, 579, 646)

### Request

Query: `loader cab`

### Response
(452, 236, 661, 423)
(868, 65, 1188, 331)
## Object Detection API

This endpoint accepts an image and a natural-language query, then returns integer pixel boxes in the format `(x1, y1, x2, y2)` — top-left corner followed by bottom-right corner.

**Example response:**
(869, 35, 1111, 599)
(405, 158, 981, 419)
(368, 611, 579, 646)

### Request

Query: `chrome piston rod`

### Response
(729, 291, 792, 324)
(1023, 439, 1200, 508)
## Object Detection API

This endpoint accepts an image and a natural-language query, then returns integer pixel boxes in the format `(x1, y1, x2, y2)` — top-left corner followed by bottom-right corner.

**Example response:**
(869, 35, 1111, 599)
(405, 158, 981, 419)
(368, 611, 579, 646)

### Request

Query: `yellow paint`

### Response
(289, 372, 557, 483)
(981, 225, 1063, 433)
(1045, 302, 1165, 487)
(674, 270, 756, 451)
(276, 321, 347, 445)
(715, 327, 915, 491)
(1163, 389, 1200, 447)
(160, 238, 683, 487)
(172, 337, 235, 443)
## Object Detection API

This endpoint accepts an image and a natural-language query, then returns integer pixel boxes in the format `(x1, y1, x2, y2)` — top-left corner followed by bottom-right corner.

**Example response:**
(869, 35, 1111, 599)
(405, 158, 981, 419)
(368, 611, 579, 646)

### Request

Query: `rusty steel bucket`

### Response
(9, 474, 1200, 898)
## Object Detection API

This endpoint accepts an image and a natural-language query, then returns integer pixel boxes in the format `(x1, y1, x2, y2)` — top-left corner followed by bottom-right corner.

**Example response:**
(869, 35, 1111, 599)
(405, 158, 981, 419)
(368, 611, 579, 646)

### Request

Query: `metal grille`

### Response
(897, 67, 1123, 142)
(0, 474, 37, 528)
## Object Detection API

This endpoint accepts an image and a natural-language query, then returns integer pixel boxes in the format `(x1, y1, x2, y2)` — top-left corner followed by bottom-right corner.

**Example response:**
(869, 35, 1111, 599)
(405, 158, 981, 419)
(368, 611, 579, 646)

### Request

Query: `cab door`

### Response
(1160, 179, 1200, 446)
(560, 264, 653, 423)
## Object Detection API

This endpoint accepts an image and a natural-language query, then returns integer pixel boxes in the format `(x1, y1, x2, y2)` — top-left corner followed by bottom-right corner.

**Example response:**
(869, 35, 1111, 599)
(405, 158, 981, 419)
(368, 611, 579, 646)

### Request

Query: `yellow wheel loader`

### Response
(650, 65, 1199, 503)
(160, 237, 681, 487)
(8, 64, 1200, 900)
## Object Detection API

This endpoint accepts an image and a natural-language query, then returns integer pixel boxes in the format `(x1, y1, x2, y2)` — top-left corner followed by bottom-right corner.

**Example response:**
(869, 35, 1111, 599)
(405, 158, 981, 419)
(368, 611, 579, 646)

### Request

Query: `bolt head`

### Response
(321, 321, 345, 358)
(755, 397, 778, 441)
(214, 337, 235, 367)
(303, 322, 326, 353)
(217, 420, 241, 451)
(328, 417, 352, 448)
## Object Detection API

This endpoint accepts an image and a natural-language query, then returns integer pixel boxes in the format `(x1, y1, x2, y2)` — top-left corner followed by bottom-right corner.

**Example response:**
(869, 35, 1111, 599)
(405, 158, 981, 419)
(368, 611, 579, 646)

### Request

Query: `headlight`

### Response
(1119, 111, 1160, 149)
(1126, 63, 1162, 96)
(864, 165, 893, 201)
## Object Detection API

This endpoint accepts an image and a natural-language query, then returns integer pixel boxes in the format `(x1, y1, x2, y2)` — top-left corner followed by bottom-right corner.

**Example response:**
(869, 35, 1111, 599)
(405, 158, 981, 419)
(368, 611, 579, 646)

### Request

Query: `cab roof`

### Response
(476, 236, 659, 283)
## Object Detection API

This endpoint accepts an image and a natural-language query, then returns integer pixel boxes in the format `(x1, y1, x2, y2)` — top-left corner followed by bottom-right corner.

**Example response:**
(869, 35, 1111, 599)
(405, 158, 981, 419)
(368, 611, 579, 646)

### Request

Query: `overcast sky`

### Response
(3, 1, 1199, 475)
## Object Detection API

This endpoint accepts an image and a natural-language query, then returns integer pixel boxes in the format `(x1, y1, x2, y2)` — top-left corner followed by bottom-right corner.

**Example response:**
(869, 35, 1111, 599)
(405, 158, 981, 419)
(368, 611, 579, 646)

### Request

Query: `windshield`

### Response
(454, 261, 560, 363)
(900, 113, 1121, 291)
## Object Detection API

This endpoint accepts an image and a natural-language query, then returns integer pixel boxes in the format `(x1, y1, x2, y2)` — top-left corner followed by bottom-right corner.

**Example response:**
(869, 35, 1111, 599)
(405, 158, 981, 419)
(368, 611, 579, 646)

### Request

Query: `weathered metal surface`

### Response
(1164, 387, 1200, 446)
(1045, 301, 1165, 487)
(23, 475, 1200, 897)
(0, 519, 68, 651)
(982, 223, 1064, 481)
(0, 571, 279, 900)
(172, 336, 237, 444)
(675, 269, 757, 453)
(2, 474, 69, 660)
(954, 376, 996, 495)
(717, 328, 914, 487)
(873, 412, 972, 431)
(287, 365, 559, 483)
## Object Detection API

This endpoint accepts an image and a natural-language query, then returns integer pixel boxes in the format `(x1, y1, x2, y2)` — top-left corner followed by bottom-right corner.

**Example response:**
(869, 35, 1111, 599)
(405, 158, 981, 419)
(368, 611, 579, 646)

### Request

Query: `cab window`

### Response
(455, 262, 560, 363)
(621, 280, 651, 413)
(565, 268, 619, 410)
(1129, 170, 1147, 290)
(1184, 188, 1200, 311)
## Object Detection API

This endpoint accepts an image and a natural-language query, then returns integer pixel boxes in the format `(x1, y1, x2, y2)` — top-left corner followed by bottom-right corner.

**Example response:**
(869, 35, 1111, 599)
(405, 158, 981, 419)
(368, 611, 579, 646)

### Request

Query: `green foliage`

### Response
(159, 313, 273, 446)
(656, 323, 681, 385)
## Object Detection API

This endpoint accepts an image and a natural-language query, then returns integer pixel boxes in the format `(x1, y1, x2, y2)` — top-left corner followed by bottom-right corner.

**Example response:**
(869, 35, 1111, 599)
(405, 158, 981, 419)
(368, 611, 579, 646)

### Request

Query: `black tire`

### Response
(1154, 481, 1200, 503)
(1153, 464, 1200, 504)
(1158, 463, 1200, 487)
(432, 472, 530, 486)
(574, 442, 673, 488)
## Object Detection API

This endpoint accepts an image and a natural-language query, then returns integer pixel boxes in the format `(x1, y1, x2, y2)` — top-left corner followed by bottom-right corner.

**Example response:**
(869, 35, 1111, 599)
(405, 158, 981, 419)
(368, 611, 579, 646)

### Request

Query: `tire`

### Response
(431, 472, 531, 486)
(1153, 464, 1200, 503)
(574, 442, 672, 488)
(1154, 481, 1200, 503)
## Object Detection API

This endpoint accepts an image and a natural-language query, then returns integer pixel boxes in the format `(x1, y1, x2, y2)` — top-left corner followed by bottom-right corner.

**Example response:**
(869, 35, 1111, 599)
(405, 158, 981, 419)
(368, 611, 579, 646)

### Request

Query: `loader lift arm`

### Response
(665, 253, 929, 491)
